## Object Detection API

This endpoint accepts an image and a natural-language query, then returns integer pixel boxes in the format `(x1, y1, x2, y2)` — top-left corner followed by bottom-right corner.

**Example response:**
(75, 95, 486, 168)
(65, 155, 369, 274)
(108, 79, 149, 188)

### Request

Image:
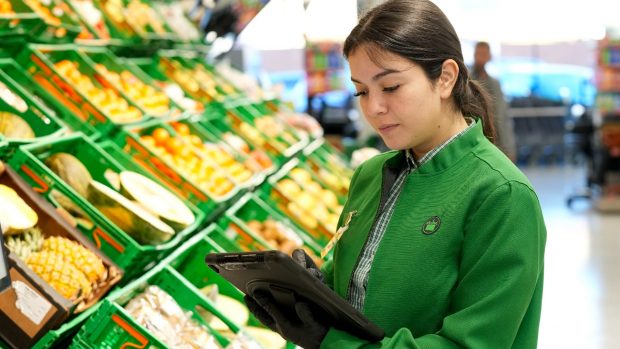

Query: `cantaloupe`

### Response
(0, 112, 35, 139)
(87, 180, 175, 245)
(118, 171, 195, 231)
(45, 153, 93, 198)
(0, 184, 38, 235)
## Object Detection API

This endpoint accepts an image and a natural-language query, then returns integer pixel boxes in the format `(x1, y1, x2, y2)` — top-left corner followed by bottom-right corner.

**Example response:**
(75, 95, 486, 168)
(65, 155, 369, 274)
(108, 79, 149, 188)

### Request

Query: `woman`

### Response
(246, 1, 546, 348)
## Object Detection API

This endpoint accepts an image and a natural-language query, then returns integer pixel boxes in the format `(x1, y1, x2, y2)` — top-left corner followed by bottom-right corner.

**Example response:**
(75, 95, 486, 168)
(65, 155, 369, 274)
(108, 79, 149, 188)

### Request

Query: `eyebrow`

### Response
(351, 68, 402, 84)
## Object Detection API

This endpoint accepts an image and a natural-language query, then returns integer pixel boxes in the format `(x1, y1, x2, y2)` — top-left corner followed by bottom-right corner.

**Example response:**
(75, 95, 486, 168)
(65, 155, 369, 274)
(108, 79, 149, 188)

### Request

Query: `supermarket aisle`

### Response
(524, 166, 620, 349)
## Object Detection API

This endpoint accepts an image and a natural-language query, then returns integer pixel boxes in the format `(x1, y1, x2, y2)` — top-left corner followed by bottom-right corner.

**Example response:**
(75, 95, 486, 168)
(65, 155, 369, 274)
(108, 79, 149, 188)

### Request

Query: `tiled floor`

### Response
(522, 166, 620, 349)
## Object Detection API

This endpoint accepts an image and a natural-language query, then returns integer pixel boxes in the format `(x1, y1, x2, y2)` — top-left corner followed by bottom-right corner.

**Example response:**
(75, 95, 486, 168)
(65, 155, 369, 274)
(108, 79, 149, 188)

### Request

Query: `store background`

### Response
(0, 0, 619, 348)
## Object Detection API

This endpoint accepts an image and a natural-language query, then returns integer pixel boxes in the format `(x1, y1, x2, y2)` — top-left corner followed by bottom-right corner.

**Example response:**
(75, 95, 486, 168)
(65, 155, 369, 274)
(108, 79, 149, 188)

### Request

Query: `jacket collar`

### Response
(384, 118, 486, 174)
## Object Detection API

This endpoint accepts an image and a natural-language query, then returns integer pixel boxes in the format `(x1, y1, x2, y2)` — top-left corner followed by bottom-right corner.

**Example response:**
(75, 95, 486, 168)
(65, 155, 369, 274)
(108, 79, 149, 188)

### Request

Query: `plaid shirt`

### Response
(347, 118, 476, 312)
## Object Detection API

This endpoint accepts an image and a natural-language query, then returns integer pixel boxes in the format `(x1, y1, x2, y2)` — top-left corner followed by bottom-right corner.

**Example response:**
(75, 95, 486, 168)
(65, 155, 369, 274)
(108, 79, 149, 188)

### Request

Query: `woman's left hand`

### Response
(244, 290, 328, 349)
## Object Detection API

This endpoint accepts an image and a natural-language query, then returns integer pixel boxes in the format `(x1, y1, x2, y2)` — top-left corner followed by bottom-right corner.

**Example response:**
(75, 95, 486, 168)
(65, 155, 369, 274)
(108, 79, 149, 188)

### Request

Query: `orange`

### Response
(151, 128, 170, 146)
(171, 122, 190, 136)
(165, 137, 183, 155)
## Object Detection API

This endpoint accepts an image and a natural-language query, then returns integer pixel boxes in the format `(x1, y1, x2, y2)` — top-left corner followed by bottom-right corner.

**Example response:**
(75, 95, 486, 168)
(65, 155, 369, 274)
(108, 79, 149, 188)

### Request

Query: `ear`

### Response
(438, 59, 459, 99)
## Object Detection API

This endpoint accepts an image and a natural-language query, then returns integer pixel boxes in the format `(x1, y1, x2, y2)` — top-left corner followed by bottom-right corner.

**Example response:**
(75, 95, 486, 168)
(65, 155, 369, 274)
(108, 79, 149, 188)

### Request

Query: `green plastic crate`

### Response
(218, 193, 324, 257)
(259, 159, 344, 246)
(112, 117, 241, 215)
(300, 138, 353, 199)
(171, 116, 267, 189)
(0, 58, 67, 149)
(198, 107, 289, 169)
(70, 265, 243, 349)
(16, 44, 150, 139)
(76, 46, 187, 119)
(30, 300, 105, 349)
(0, 0, 44, 39)
(20, 0, 83, 43)
(8, 133, 198, 281)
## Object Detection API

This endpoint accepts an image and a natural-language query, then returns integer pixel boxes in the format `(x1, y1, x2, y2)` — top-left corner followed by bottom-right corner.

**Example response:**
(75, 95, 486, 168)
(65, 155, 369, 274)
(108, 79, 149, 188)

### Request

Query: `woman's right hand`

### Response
(292, 248, 325, 283)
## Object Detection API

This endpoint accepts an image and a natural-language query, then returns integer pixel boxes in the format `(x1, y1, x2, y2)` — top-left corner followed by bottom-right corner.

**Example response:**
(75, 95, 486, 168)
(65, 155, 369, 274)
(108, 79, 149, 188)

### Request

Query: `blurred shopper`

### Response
(244, 1, 546, 348)
(472, 41, 517, 161)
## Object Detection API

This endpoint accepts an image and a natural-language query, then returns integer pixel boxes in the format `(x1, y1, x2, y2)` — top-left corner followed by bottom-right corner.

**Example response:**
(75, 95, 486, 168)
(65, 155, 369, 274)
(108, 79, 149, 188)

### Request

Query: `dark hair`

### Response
(344, 0, 495, 142)
(475, 41, 491, 50)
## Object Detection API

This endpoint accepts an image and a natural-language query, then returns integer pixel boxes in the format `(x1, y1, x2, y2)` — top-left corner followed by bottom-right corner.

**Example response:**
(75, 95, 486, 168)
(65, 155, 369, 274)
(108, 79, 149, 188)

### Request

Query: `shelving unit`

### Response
(592, 37, 620, 211)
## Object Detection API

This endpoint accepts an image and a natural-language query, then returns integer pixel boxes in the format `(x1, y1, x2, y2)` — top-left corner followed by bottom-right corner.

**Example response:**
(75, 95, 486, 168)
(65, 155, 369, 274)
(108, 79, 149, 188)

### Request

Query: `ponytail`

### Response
(456, 78, 496, 143)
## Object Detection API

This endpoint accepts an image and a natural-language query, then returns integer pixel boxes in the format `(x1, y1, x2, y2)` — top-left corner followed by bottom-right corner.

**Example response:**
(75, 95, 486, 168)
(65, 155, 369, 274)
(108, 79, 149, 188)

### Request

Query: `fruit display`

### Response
(273, 167, 343, 238)
(159, 58, 224, 102)
(94, 63, 172, 117)
(23, 0, 83, 39)
(153, 2, 201, 42)
(69, 0, 110, 39)
(138, 126, 237, 199)
(53, 59, 143, 123)
(0, 0, 14, 16)
(1, 183, 119, 307)
(44, 152, 196, 245)
(170, 121, 258, 184)
(221, 131, 274, 172)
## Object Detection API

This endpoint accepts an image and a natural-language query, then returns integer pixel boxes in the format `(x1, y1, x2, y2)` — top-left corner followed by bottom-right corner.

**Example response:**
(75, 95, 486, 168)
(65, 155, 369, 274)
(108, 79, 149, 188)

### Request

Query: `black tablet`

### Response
(0, 225, 11, 293)
(205, 250, 385, 342)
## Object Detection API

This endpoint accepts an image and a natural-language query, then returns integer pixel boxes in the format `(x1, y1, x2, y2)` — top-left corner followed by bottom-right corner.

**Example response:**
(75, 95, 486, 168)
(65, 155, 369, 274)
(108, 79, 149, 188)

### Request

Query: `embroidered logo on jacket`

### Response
(421, 216, 441, 235)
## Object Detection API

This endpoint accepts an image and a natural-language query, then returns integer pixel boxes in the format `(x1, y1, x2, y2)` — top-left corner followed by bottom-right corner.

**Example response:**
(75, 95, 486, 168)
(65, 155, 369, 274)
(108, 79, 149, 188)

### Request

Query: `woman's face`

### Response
(348, 46, 452, 153)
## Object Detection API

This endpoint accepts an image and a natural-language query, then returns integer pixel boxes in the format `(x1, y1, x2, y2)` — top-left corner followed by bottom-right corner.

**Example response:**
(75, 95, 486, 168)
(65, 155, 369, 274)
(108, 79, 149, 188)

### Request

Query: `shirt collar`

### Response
(386, 117, 482, 173)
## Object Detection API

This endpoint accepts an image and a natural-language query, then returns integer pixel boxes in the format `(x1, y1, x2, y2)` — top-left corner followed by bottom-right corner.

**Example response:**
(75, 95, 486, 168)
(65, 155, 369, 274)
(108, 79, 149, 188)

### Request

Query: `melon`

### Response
(0, 184, 38, 235)
(45, 153, 93, 198)
(118, 171, 195, 231)
(0, 112, 35, 139)
(208, 294, 250, 330)
(245, 326, 286, 349)
(87, 180, 175, 245)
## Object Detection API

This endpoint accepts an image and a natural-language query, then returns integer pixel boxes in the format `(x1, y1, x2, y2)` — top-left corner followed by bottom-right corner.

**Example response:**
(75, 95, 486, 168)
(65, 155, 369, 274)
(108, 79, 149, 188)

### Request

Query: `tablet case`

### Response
(205, 250, 385, 342)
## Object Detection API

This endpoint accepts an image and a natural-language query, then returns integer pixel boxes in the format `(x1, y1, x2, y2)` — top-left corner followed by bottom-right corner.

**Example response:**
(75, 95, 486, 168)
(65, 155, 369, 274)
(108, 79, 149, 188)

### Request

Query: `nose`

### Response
(363, 92, 388, 118)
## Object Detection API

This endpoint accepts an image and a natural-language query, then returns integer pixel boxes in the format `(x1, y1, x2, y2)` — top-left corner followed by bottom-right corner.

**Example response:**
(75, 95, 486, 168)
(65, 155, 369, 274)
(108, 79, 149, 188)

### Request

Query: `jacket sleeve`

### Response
(320, 181, 546, 349)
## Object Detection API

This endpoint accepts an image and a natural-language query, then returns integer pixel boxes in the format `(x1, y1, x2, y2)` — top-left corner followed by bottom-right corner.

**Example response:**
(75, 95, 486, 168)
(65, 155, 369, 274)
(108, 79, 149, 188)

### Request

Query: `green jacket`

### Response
(320, 120, 546, 348)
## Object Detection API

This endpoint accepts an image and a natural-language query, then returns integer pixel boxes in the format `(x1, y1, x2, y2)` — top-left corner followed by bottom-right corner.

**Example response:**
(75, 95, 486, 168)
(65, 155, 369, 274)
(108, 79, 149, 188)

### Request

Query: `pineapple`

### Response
(26, 251, 92, 300)
(42, 236, 106, 283)
(5, 228, 44, 260)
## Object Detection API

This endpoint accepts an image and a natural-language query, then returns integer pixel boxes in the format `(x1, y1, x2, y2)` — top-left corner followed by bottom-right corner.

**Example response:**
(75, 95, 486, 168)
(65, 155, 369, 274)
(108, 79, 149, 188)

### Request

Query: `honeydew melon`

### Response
(0, 184, 38, 234)
(87, 180, 174, 245)
(0, 112, 35, 139)
(118, 171, 195, 231)
(45, 153, 93, 198)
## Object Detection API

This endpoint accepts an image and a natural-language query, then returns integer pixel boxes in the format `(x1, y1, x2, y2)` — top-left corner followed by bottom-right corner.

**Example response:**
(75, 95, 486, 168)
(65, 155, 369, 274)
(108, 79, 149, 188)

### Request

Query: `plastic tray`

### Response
(70, 265, 242, 349)
(8, 133, 198, 281)
(16, 44, 149, 139)
(112, 117, 241, 214)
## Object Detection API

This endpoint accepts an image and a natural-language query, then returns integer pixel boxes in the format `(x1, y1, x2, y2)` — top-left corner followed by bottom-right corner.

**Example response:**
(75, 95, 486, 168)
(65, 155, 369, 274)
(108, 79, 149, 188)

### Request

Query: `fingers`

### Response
(292, 248, 307, 268)
(294, 302, 318, 324)
(244, 294, 277, 332)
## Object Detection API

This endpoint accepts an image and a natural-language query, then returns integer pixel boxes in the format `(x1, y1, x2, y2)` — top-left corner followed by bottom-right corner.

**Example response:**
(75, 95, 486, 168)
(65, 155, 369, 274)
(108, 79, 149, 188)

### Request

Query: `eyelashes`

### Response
(353, 85, 400, 97)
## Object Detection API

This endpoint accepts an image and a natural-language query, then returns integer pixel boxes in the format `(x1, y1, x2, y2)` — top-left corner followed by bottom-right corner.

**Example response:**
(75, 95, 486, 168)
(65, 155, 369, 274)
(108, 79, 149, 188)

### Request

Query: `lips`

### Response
(378, 124, 399, 133)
